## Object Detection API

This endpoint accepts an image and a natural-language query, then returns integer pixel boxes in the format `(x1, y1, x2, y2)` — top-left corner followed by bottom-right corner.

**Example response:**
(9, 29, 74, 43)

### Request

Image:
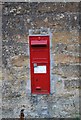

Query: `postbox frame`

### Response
(29, 28, 51, 94)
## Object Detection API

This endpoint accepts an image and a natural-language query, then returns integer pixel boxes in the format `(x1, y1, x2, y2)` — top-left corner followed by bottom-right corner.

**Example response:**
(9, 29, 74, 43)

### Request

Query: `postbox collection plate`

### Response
(29, 36, 50, 94)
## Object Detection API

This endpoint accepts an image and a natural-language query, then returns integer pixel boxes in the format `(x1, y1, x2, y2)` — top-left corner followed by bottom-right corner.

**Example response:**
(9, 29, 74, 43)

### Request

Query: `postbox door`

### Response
(29, 36, 50, 94)
(31, 63, 50, 94)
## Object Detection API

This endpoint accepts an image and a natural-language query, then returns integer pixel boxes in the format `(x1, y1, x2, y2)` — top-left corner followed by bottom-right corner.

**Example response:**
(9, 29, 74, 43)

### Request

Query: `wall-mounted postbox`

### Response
(29, 29, 50, 94)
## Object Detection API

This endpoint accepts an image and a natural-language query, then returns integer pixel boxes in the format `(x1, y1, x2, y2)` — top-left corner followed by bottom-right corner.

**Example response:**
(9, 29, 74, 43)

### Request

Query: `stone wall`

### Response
(2, 2, 80, 119)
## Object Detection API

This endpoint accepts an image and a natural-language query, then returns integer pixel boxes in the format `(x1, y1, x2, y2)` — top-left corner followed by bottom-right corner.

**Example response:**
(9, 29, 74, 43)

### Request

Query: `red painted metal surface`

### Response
(29, 36, 50, 94)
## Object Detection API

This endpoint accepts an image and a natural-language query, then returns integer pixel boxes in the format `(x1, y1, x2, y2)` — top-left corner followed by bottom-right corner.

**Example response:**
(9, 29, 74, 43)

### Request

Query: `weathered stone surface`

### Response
(2, 2, 80, 119)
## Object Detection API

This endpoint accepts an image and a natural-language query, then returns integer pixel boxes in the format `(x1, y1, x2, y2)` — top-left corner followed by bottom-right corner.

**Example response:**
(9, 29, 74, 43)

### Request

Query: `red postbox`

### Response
(29, 29, 50, 94)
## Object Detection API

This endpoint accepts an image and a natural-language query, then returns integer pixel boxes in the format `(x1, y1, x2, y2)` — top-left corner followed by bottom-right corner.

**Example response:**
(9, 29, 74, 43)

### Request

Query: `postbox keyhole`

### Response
(36, 79, 38, 81)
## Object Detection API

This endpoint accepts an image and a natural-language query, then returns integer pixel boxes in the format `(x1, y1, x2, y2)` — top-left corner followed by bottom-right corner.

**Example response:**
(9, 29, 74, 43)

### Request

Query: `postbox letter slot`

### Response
(31, 40, 47, 46)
